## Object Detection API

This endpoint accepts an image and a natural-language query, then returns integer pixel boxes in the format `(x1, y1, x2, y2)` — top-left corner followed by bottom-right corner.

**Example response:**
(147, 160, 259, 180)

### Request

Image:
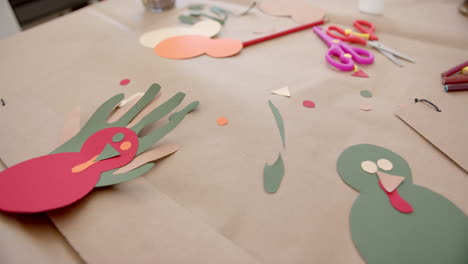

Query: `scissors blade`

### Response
(368, 41, 416, 63)
(379, 49, 403, 67)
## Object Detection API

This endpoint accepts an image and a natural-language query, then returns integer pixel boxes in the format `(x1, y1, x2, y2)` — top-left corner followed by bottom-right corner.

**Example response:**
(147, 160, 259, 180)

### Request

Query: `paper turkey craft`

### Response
(0, 84, 198, 213)
(337, 144, 468, 264)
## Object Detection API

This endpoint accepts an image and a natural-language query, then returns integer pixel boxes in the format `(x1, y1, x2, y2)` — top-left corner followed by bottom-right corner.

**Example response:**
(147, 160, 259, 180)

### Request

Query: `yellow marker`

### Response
(344, 53, 352, 58)
(462, 66, 468, 75)
(344, 29, 370, 40)
(332, 39, 340, 44)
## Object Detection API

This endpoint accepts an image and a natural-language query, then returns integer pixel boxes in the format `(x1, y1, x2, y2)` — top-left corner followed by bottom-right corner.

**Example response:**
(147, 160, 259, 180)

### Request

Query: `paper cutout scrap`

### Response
(352, 69, 369, 78)
(337, 144, 468, 264)
(0, 84, 198, 213)
(377, 158, 393, 171)
(302, 100, 315, 108)
(360, 103, 372, 111)
(378, 180, 413, 214)
(376, 171, 404, 193)
(263, 153, 285, 193)
(114, 143, 180, 174)
(360, 90, 373, 98)
(155, 35, 242, 59)
(120, 79, 130, 86)
(361, 160, 377, 173)
(117, 92, 145, 108)
(272, 86, 291, 97)
(139, 20, 221, 49)
(179, 15, 200, 25)
(190, 11, 226, 25)
(217, 116, 229, 126)
(268, 100, 285, 147)
(188, 4, 204, 10)
(259, 0, 325, 24)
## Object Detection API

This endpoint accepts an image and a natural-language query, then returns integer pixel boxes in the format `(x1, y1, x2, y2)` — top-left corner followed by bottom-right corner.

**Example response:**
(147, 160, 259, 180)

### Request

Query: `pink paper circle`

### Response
(120, 79, 130, 86)
(302, 100, 315, 108)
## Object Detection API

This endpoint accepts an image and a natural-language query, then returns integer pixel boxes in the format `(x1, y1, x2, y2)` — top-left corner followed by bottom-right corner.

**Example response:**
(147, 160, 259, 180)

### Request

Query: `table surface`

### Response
(0, 0, 467, 263)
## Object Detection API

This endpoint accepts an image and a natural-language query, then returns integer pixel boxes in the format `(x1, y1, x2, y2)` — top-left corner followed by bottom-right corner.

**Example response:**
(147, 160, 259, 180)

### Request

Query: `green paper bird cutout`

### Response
(52, 83, 198, 187)
(337, 144, 468, 264)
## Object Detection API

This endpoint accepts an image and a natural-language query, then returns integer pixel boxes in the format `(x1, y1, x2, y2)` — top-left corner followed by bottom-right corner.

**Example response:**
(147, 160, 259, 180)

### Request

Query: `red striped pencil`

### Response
(444, 82, 468, 92)
(441, 61, 468, 77)
(242, 20, 325, 48)
(442, 75, 468, 84)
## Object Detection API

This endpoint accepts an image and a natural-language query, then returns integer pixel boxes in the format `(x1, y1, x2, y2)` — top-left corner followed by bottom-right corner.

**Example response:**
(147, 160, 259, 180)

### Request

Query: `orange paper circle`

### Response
(217, 117, 229, 126)
(155, 35, 242, 59)
(120, 141, 132, 150)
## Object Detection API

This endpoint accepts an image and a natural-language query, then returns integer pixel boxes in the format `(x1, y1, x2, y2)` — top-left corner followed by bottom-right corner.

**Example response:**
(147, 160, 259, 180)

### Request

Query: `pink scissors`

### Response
(312, 26, 374, 71)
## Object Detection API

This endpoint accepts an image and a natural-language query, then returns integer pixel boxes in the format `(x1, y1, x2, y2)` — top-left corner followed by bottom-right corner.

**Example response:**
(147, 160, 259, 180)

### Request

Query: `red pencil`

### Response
(444, 82, 468, 92)
(242, 20, 325, 48)
(442, 75, 468, 84)
(441, 61, 468, 77)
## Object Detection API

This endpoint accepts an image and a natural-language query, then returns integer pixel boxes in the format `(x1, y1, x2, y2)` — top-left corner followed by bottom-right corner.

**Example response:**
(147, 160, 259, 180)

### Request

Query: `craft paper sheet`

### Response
(0, 0, 468, 263)
(395, 94, 468, 172)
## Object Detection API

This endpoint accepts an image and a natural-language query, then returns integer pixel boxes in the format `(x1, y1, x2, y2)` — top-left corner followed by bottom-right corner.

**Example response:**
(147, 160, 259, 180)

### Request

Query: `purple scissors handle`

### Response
(313, 26, 374, 72)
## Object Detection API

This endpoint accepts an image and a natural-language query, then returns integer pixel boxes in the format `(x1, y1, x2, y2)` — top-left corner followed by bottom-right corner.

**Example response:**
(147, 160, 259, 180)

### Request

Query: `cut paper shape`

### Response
(259, 0, 325, 24)
(263, 153, 285, 193)
(0, 127, 138, 213)
(155, 35, 242, 59)
(302, 100, 315, 108)
(352, 69, 369, 78)
(114, 143, 180, 174)
(188, 4, 204, 10)
(139, 20, 221, 48)
(0, 84, 198, 213)
(361, 160, 377, 173)
(360, 103, 372, 111)
(217, 116, 229, 126)
(190, 11, 226, 25)
(179, 15, 200, 25)
(96, 143, 122, 161)
(378, 180, 413, 214)
(377, 158, 393, 171)
(112, 133, 125, 142)
(116, 92, 144, 108)
(377, 171, 404, 193)
(337, 144, 468, 264)
(272, 86, 291, 97)
(360, 90, 373, 98)
(120, 79, 130, 86)
(267, 100, 285, 147)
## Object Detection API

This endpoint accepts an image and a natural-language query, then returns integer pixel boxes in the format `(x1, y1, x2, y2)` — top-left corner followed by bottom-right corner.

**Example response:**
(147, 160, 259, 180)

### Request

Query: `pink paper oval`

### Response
(302, 100, 315, 108)
(120, 79, 130, 86)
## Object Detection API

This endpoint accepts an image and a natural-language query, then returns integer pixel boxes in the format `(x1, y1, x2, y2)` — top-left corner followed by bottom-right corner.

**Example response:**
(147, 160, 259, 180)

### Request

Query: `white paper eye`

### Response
(361, 161, 378, 174)
(377, 159, 393, 171)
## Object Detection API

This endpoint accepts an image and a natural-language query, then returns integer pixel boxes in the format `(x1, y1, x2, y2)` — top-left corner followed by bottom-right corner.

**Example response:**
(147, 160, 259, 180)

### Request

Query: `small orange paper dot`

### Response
(120, 141, 132, 150)
(217, 117, 228, 126)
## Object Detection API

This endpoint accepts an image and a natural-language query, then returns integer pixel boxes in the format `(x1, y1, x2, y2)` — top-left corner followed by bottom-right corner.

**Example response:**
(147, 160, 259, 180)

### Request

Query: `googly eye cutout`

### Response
(361, 161, 378, 174)
(377, 159, 393, 171)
